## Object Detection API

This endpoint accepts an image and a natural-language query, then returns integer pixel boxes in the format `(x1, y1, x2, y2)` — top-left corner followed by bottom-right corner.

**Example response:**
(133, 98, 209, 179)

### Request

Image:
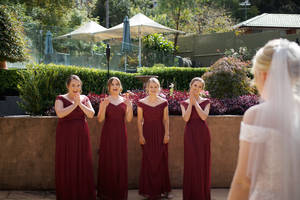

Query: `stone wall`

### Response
(0, 116, 242, 189)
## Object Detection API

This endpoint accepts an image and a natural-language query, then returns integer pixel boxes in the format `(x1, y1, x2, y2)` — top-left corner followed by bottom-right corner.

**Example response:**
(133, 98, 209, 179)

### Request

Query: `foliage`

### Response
(0, 68, 22, 96)
(251, 0, 300, 15)
(17, 63, 142, 115)
(0, 5, 27, 63)
(209, 94, 259, 115)
(1, 63, 209, 99)
(0, 1, 98, 58)
(46, 90, 259, 116)
(93, 0, 131, 27)
(143, 33, 177, 54)
(188, 3, 236, 34)
(120, 55, 139, 69)
(156, 0, 195, 47)
(130, 0, 158, 17)
(92, 42, 107, 54)
(1, 0, 96, 28)
(142, 33, 178, 67)
(224, 47, 252, 62)
(202, 57, 253, 99)
(138, 65, 208, 91)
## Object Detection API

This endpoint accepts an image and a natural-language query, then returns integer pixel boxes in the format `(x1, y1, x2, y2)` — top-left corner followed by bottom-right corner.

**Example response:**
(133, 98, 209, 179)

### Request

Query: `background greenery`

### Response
(202, 57, 253, 98)
(0, 5, 27, 63)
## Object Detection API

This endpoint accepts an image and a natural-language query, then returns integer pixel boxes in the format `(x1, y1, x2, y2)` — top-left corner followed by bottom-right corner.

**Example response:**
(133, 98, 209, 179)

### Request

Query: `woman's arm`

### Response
(181, 103, 192, 122)
(97, 98, 109, 123)
(227, 140, 251, 200)
(163, 105, 170, 144)
(194, 101, 210, 120)
(78, 96, 95, 118)
(55, 99, 78, 118)
(137, 106, 145, 145)
(125, 97, 133, 122)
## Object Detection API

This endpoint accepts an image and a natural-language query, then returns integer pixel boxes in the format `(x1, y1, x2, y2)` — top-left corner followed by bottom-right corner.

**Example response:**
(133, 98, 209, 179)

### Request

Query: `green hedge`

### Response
(138, 65, 209, 90)
(0, 68, 22, 96)
(2, 63, 252, 115)
(16, 64, 143, 115)
(1, 64, 209, 97)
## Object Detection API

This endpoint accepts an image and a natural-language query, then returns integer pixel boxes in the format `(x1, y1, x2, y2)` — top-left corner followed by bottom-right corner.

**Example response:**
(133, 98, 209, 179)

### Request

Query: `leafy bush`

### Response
(14, 62, 256, 115)
(138, 65, 208, 90)
(18, 64, 142, 115)
(45, 90, 259, 116)
(143, 33, 177, 54)
(202, 57, 253, 99)
(224, 47, 252, 62)
(0, 5, 27, 63)
(143, 33, 178, 67)
(0, 68, 22, 96)
(209, 95, 259, 115)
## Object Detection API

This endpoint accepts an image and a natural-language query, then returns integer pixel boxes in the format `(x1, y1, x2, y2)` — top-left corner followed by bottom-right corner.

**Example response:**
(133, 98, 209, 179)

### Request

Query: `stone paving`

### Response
(0, 189, 228, 200)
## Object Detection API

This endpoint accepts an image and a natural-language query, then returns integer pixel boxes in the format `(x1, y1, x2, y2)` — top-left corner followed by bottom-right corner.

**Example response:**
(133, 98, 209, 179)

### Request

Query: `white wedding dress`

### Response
(237, 39, 300, 200)
(240, 122, 284, 200)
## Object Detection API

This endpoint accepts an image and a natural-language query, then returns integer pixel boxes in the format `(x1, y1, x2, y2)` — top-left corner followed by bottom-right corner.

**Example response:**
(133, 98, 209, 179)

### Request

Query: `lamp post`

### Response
(106, 43, 111, 80)
(239, 0, 251, 20)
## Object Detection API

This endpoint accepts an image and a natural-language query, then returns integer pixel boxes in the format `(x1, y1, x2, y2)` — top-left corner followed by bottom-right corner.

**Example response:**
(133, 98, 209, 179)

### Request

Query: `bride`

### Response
(228, 39, 300, 200)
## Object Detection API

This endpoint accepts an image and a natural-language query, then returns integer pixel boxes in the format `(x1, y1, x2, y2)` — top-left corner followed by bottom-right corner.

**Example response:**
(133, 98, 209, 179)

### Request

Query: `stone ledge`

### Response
(0, 116, 242, 189)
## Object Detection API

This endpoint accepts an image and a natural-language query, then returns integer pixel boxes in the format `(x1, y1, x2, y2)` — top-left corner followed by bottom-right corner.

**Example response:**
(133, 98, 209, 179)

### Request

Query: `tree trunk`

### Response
(0, 61, 8, 70)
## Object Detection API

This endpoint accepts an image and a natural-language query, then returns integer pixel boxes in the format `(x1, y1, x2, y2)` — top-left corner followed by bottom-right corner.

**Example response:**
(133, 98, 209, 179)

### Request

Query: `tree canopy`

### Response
(0, 5, 27, 63)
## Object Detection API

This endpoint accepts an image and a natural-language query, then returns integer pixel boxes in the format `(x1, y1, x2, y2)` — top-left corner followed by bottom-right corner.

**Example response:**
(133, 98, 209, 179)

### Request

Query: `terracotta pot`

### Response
(0, 61, 8, 69)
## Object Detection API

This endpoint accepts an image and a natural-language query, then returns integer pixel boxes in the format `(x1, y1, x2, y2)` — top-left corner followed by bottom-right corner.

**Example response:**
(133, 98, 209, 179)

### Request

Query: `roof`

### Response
(233, 13, 300, 29)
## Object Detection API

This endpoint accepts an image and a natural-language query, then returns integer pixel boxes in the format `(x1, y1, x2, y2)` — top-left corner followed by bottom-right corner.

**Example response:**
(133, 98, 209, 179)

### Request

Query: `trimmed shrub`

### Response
(138, 65, 208, 90)
(17, 64, 142, 115)
(0, 68, 22, 96)
(202, 57, 253, 99)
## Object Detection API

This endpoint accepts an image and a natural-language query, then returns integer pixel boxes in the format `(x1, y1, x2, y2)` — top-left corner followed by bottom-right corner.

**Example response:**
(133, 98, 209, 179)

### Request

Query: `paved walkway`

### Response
(0, 189, 228, 200)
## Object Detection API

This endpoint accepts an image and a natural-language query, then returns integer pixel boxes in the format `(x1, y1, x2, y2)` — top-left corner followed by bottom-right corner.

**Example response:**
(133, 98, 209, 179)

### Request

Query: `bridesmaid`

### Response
(180, 77, 211, 200)
(55, 75, 96, 200)
(97, 77, 133, 200)
(137, 77, 171, 199)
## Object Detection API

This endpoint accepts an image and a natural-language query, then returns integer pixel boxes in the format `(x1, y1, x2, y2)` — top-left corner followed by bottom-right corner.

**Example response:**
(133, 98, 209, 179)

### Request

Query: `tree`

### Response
(251, 0, 300, 14)
(188, 4, 236, 34)
(0, 5, 27, 69)
(157, 0, 195, 50)
(93, 0, 131, 27)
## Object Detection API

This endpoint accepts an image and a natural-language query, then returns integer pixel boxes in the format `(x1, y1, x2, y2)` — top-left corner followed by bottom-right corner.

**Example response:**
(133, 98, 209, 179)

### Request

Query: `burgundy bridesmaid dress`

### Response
(181, 100, 211, 200)
(55, 95, 96, 200)
(138, 101, 171, 199)
(97, 102, 128, 200)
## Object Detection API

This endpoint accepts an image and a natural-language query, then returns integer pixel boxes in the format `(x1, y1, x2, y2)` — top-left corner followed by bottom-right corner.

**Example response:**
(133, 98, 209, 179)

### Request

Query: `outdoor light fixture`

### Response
(106, 43, 111, 79)
(239, 0, 251, 20)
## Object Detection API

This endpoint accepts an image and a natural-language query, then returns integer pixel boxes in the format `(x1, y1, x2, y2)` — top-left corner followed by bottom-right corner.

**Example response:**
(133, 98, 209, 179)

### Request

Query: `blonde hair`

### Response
(146, 77, 161, 94)
(189, 77, 205, 89)
(252, 39, 300, 81)
(107, 77, 123, 93)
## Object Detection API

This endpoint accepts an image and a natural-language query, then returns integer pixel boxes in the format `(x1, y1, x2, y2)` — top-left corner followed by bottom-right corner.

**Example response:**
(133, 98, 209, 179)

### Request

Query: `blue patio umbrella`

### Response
(44, 30, 54, 64)
(121, 16, 132, 72)
(44, 30, 54, 54)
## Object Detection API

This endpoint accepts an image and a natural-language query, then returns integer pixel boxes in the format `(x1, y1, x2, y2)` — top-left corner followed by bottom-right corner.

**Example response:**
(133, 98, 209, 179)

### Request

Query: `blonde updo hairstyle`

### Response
(107, 77, 123, 94)
(252, 39, 300, 84)
(146, 77, 161, 94)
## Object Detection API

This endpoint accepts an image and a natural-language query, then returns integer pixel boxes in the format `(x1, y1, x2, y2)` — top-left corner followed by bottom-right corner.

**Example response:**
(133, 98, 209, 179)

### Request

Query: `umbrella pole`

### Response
(138, 27, 142, 67)
(125, 53, 127, 72)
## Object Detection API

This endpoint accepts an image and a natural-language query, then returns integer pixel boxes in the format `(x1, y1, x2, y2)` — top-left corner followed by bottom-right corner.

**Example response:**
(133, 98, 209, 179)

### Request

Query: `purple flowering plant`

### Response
(45, 90, 259, 116)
